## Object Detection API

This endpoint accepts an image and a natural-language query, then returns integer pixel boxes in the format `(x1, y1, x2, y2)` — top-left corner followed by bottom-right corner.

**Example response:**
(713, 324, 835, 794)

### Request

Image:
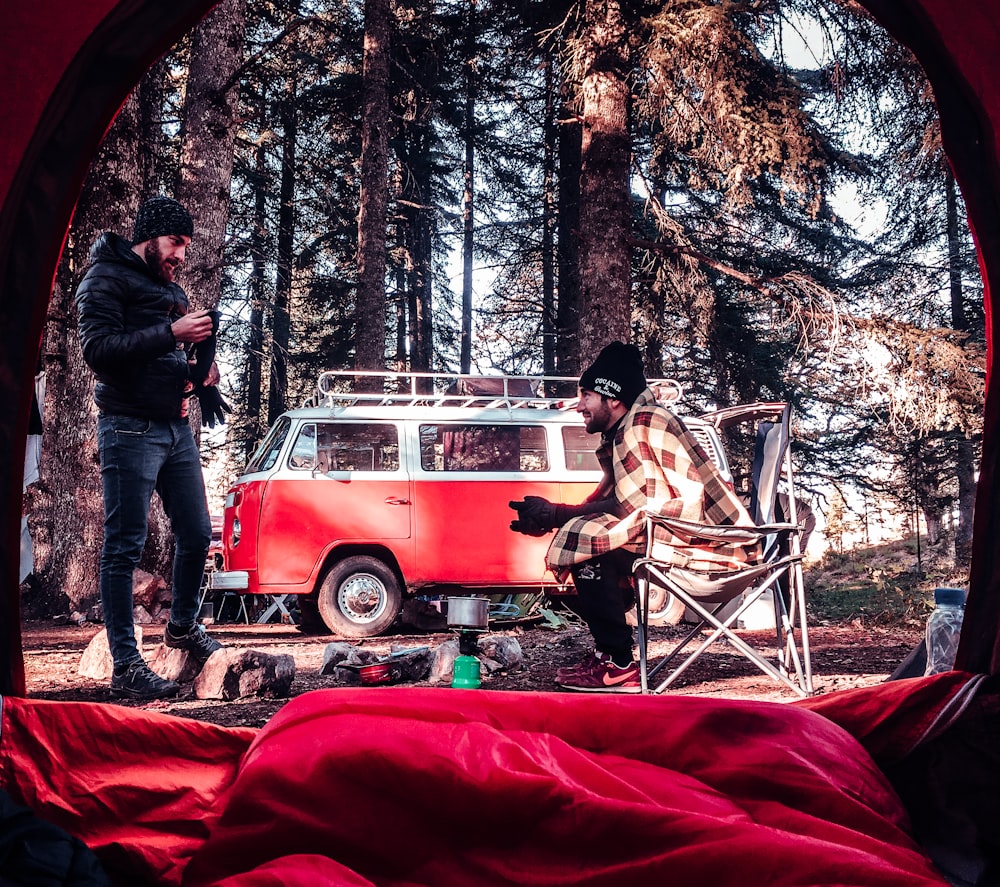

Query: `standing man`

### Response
(510, 341, 756, 693)
(77, 196, 228, 700)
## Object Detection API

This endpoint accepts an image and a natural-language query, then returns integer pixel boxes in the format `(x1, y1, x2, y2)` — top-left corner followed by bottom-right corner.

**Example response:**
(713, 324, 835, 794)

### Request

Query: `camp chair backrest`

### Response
(748, 405, 791, 561)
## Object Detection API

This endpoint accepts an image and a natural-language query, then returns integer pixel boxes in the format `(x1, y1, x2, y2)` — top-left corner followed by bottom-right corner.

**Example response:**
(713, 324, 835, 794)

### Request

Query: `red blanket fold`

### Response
(0, 697, 255, 885)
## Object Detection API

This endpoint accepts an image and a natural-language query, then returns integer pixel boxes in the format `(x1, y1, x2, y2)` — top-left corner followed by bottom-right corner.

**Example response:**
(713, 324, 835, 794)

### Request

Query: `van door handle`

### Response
(384, 497, 410, 505)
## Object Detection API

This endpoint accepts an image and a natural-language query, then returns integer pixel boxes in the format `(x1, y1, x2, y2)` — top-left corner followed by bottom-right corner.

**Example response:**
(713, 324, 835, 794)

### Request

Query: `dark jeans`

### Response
(563, 549, 638, 665)
(97, 415, 211, 669)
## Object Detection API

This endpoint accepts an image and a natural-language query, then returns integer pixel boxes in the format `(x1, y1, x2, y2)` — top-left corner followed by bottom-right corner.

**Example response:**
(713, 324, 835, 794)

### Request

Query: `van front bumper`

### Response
(210, 570, 250, 591)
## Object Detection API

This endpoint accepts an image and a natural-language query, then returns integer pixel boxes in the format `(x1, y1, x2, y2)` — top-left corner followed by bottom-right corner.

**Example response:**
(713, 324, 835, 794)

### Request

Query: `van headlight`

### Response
(231, 518, 241, 547)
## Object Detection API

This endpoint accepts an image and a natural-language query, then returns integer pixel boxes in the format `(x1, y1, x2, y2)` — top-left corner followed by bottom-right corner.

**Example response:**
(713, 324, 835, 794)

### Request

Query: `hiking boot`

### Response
(110, 661, 180, 700)
(164, 622, 223, 669)
(556, 651, 612, 681)
(556, 657, 641, 693)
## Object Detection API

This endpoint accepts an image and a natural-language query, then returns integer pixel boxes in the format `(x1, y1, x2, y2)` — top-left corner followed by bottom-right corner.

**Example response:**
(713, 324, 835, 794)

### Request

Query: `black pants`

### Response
(563, 549, 638, 665)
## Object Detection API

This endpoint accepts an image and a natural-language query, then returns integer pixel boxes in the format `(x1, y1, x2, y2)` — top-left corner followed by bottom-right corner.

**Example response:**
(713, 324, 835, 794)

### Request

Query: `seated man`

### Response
(510, 341, 757, 693)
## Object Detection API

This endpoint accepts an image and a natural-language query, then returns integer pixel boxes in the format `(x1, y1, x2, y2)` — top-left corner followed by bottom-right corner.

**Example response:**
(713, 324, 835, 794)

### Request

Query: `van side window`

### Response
(562, 426, 600, 471)
(419, 424, 549, 472)
(290, 422, 400, 473)
(246, 416, 291, 472)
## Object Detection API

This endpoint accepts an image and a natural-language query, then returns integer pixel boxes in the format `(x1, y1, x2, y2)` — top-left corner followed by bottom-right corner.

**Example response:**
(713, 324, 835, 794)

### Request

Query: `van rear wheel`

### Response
(318, 556, 402, 638)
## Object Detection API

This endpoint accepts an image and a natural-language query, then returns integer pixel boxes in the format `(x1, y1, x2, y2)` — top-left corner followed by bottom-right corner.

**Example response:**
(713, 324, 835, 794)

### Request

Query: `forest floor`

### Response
(21, 535, 953, 729)
(20, 611, 923, 730)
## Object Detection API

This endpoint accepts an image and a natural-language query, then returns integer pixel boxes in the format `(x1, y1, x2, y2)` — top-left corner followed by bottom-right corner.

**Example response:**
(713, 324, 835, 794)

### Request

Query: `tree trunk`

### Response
(459, 0, 477, 374)
(176, 0, 246, 441)
(355, 0, 393, 379)
(557, 91, 582, 376)
(576, 0, 632, 360)
(542, 53, 557, 376)
(945, 170, 976, 568)
(399, 130, 434, 379)
(30, 96, 144, 616)
(268, 76, 297, 424)
(138, 56, 169, 197)
(176, 0, 245, 310)
(244, 134, 269, 460)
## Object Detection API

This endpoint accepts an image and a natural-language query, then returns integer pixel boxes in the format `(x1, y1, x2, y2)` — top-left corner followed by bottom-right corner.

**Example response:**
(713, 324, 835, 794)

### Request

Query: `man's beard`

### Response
(143, 241, 180, 282)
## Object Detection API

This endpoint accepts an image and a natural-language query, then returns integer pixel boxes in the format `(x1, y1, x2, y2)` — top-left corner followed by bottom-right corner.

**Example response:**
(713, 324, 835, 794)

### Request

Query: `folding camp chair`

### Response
(632, 402, 813, 697)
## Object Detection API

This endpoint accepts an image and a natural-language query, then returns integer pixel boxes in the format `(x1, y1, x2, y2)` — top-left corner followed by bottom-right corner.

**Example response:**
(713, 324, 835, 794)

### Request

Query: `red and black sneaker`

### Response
(556, 657, 641, 693)
(556, 650, 612, 682)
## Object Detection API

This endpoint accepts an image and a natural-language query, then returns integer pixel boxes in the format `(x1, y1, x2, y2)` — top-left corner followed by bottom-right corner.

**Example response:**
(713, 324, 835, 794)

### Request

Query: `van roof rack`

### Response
(302, 370, 684, 411)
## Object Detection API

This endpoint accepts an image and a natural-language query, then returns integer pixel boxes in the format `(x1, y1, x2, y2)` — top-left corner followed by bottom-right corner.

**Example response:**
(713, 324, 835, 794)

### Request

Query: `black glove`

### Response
(509, 496, 561, 536)
(188, 310, 220, 386)
(195, 385, 231, 428)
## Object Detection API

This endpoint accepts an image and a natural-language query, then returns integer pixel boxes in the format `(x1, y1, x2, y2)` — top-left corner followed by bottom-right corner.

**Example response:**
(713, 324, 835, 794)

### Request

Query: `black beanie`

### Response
(579, 341, 647, 406)
(132, 196, 193, 245)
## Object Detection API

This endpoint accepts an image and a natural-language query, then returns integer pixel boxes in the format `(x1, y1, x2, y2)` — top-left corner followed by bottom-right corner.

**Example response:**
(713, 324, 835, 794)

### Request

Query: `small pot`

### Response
(446, 596, 490, 630)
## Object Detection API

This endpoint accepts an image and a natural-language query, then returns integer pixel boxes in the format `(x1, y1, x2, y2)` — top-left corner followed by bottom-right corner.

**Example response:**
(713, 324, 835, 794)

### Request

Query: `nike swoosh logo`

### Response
(602, 670, 637, 687)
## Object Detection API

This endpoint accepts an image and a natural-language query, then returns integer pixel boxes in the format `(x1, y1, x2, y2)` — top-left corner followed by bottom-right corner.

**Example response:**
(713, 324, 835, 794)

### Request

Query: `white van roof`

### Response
(301, 370, 685, 414)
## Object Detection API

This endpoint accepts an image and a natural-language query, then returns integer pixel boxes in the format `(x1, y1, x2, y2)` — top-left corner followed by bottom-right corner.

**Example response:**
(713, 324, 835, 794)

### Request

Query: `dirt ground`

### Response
(19, 611, 923, 729)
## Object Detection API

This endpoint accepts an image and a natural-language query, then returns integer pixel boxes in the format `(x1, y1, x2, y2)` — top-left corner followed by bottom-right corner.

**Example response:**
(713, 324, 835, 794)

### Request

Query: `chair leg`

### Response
(644, 569, 811, 697)
(789, 560, 813, 694)
(636, 575, 650, 693)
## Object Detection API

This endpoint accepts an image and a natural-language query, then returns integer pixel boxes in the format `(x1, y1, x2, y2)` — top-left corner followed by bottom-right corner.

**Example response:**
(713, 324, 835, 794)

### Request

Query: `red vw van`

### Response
(211, 372, 731, 637)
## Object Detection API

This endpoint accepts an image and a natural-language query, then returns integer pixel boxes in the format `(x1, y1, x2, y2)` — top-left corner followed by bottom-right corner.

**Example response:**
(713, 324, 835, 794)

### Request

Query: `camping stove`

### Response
(446, 597, 489, 689)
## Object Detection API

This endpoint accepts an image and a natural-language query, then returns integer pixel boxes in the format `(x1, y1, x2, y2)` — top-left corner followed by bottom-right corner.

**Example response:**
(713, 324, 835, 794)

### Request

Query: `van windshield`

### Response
(246, 417, 291, 473)
(419, 424, 548, 472)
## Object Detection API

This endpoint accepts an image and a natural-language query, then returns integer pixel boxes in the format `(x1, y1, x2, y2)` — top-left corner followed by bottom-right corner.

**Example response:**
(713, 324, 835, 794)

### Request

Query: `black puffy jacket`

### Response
(76, 232, 193, 420)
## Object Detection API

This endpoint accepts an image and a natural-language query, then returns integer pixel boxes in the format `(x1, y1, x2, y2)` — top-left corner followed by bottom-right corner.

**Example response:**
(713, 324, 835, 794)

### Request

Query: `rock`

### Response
(480, 656, 503, 674)
(319, 642, 371, 675)
(194, 649, 296, 700)
(78, 627, 144, 680)
(132, 569, 166, 611)
(429, 639, 460, 683)
(133, 604, 154, 625)
(322, 645, 377, 676)
(478, 635, 523, 669)
(387, 645, 432, 681)
(148, 644, 200, 683)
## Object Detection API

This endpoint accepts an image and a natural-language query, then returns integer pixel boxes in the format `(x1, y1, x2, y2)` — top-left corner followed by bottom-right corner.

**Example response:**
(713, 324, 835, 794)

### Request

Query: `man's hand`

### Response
(509, 496, 561, 536)
(204, 359, 221, 387)
(172, 309, 214, 344)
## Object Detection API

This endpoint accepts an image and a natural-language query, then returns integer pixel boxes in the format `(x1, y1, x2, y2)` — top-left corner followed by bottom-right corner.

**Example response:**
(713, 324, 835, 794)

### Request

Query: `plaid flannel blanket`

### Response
(546, 388, 758, 575)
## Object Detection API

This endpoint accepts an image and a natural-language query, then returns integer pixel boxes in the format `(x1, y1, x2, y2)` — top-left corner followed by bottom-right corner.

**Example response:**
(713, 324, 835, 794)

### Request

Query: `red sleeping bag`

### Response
(0, 675, 978, 886)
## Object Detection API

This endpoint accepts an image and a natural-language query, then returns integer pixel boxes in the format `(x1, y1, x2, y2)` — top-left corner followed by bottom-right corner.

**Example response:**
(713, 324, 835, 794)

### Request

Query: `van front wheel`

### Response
(318, 556, 403, 638)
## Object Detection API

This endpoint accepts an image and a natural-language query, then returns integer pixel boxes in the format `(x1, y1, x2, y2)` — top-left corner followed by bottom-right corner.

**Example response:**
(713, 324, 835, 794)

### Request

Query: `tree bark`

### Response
(945, 170, 976, 568)
(355, 0, 393, 378)
(175, 0, 245, 441)
(138, 56, 169, 197)
(557, 93, 582, 376)
(576, 0, 632, 360)
(459, 0, 477, 374)
(244, 133, 269, 460)
(268, 76, 297, 423)
(176, 0, 246, 313)
(542, 53, 557, 376)
(30, 95, 144, 616)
